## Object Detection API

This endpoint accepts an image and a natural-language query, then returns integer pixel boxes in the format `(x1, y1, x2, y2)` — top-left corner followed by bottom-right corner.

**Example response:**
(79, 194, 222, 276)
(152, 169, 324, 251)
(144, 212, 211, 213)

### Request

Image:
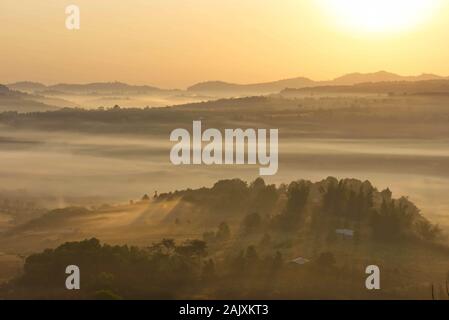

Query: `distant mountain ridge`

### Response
(0, 84, 28, 98)
(0, 84, 10, 95)
(49, 82, 167, 94)
(187, 77, 315, 95)
(6, 81, 177, 95)
(330, 71, 444, 85)
(0, 84, 59, 112)
(6, 81, 47, 93)
(187, 71, 447, 95)
(5, 71, 449, 97)
(281, 79, 449, 96)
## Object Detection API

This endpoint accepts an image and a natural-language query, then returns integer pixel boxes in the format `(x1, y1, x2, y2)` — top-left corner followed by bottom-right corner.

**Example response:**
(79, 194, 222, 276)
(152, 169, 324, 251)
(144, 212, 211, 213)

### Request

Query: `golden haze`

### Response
(1, 0, 449, 87)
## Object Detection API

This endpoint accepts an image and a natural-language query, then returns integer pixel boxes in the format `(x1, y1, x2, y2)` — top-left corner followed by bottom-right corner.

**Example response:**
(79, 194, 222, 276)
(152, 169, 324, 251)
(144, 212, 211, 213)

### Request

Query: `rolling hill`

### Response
(281, 79, 449, 96)
(0, 84, 60, 112)
(187, 71, 447, 96)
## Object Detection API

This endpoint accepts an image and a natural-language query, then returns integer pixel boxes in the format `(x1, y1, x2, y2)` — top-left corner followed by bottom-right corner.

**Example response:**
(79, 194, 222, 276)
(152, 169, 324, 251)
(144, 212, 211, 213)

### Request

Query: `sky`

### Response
(1, 0, 449, 88)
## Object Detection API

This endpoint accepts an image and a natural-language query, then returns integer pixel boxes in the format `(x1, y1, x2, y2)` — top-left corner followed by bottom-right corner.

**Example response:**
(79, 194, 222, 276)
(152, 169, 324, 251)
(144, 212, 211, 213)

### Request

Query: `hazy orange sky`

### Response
(1, 0, 449, 88)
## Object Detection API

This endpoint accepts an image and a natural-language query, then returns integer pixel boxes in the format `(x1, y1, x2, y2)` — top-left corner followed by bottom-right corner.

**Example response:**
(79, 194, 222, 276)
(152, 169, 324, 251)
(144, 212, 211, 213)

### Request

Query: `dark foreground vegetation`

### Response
(1, 177, 448, 299)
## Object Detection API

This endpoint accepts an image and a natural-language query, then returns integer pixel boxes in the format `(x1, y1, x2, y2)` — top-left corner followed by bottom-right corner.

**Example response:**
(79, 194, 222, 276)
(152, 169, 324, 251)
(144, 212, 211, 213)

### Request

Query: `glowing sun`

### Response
(319, 0, 441, 33)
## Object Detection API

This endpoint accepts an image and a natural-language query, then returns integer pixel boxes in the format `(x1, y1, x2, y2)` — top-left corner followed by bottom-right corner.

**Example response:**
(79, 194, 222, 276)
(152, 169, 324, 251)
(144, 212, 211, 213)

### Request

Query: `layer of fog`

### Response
(1, 128, 448, 228)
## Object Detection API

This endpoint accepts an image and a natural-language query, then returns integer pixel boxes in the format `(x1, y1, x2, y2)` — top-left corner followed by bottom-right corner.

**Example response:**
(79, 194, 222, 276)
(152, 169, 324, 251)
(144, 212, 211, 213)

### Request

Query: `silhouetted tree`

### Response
(216, 222, 231, 241)
(242, 212, 262, 234)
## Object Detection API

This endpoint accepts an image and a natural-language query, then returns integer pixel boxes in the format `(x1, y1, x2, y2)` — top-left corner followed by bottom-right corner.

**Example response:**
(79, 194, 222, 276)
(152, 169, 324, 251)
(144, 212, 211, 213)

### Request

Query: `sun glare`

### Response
(319, 0, 441, 33)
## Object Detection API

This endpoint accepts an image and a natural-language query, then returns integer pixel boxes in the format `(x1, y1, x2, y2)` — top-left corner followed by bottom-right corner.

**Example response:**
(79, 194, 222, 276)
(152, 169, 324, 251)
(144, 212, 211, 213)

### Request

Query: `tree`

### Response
(176, 240, 207, 258)
(242, 212, 262, 234)
(148, 238, 176, 255)
(250, 177, 265, 191)
(246, 246, 259, 261)
(416, 220, 441, 241)
(216, 222, 231, 241)
(275, 181, 310, 231)
(259, 233, 272, 247)
(201, 259, 216, 282)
